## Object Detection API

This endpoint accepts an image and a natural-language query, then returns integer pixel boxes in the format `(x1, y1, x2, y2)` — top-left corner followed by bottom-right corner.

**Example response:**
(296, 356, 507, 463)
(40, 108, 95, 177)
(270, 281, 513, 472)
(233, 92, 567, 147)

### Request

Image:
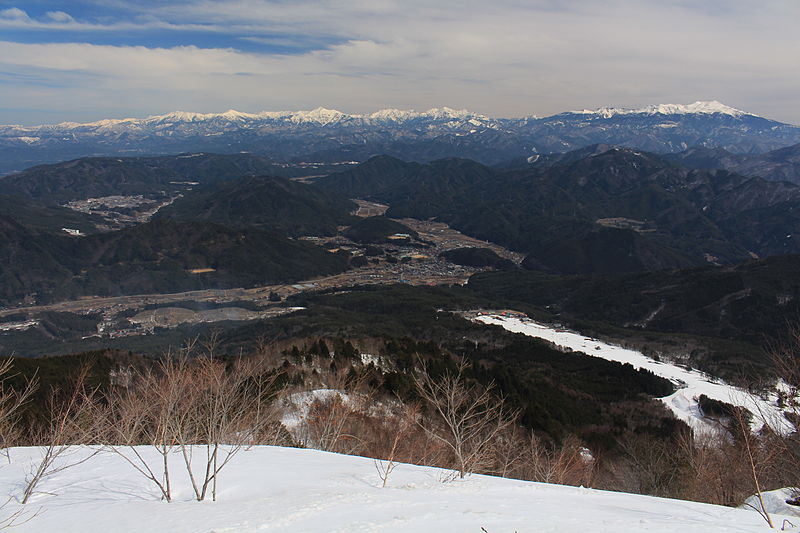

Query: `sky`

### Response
(1, 0, 798, 126)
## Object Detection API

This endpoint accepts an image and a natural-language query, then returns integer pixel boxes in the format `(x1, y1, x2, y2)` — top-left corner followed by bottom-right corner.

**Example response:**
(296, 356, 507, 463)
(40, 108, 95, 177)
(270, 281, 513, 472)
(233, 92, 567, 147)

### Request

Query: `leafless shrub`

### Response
(285, 364, 376, 454)
(485, 425, 525, 478)
(100, 356, 194, 502)
(22, 367, 102, 504)
(732, 405, 779, 529)
(488, 426, 595, 486)
(413, 358, 517, 479)
(676, 430, 752, 506)
(768, 327, 800, 496)
(519, 433, 594, 486)
(0, 359, 39, 527)
(0, 358, 37, 457)
(610, 433, 686, 498)
(297, 393, 366, 454)
(178, 357, 280, 502)
(100, 355, 281, 502)
(373, 403, 419, 487)
(0, 498, 38, 530)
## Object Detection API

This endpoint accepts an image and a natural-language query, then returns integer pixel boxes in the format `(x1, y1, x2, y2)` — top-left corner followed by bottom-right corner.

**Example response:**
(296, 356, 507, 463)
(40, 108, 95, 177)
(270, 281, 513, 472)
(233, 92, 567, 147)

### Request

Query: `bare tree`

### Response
(0, 359, 38, 457)
(614, 433, 685, 498)
(101, 354, 281, 503)
(298, 392, 364, 453)
(0, 359, 38, 527)
(373, 403, 419, 487)
(487, 425, 527, 479)
(413, 358, 517, 479)
(202, 329, 222, 360)
(22, 367, 102, 504)
(732, 405, 776, 529)
(520, 433, 594, 486)
(677, 430, 750, 506)
(711, 328, 800, 527)
(100, 356, 195, 502)
(768, 327, 800, 496)
(287, 364, 375, 454)
(177, 357, 280, 502)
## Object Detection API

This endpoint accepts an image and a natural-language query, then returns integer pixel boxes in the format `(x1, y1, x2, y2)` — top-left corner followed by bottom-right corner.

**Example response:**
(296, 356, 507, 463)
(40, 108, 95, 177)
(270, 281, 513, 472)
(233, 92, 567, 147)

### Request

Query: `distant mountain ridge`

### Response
(2, 101, 799, 174)
(0, 101, 764, 130)
(9, 106, 488, 129)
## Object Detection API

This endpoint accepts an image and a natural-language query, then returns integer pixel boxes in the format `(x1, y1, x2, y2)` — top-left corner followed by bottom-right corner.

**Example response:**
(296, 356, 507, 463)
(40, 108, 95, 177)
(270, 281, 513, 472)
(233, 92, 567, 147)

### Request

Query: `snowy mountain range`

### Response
(0, 101, 760, 133)
(570, 100, 749, 118)
(2, 101, 799, 174)
(2, 106, 493, 132)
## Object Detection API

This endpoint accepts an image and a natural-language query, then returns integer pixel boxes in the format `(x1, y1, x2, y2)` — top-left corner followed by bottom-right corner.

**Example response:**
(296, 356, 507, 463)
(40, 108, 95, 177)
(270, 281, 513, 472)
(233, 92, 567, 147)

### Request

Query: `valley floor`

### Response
(0, 445, 791, 533)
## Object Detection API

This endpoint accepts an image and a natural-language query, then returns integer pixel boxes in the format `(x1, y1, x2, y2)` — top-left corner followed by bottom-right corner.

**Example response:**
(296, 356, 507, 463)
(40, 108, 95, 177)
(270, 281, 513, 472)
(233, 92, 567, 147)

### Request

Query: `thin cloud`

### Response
(0, 1, 798, 124)
(0, 6, 222, 32)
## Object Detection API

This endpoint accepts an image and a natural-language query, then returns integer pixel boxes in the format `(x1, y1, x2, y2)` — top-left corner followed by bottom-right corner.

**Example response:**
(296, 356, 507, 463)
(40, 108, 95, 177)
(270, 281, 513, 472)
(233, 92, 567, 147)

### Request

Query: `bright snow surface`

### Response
(0, 445, 789, 533)
(474, 314, 792, 436)
(571, 101, 748, 118)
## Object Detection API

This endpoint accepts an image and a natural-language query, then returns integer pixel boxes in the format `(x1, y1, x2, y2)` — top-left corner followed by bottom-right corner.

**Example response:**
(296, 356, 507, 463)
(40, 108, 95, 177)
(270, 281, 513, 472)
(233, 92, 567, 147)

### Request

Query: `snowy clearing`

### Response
(473, 313, 792, 436)
(0, 445, 790, 533)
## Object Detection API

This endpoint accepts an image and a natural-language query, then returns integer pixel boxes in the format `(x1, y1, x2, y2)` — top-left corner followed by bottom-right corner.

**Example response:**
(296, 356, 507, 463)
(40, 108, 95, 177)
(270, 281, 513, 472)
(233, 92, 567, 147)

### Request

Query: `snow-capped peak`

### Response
(218, 109, 260, 121)
(289, 107, 347, 125)
(422, 107, 476, 120)
(573, 101, 751, 118)
(145, 111, 216, 123)
(51, 118, 137, 129)
(367, 108, 418, 122)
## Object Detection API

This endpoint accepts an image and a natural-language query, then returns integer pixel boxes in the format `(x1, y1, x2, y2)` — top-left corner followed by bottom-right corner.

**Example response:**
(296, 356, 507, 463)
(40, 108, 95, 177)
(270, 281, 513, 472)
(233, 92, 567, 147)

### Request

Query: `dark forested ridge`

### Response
(470, 254, 800, 344)
(1, 153, 285, 204)
(156, 175, 357, 236)
(467, 255, 800, 378)
(342, 216, 418, 244)
(666, 142, 800, 185)
(317, 147, 800, 274)
(439, 247, 516, 270)
(0, 194, 101, 233)
(0, 218, 351, 306)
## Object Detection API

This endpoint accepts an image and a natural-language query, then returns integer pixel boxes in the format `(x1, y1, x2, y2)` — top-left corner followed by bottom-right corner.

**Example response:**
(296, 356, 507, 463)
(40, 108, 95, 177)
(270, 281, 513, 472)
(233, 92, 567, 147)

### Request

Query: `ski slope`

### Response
(0, 445, 789, 533)
(474, 313, 792, 436)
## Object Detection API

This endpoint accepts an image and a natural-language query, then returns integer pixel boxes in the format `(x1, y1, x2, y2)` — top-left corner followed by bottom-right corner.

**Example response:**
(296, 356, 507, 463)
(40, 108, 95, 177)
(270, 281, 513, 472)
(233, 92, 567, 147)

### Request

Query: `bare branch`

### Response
(413, 358, 517, 479)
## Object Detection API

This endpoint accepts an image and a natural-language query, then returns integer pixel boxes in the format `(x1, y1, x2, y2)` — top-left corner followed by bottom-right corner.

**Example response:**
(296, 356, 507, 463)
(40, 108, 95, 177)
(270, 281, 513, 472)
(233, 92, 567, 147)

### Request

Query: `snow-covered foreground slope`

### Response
(0, 445, 788, 533)
(474, 314, 792, 436)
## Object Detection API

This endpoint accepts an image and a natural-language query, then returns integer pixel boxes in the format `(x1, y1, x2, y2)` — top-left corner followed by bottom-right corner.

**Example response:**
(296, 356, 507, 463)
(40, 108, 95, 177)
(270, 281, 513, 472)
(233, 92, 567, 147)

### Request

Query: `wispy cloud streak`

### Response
(0, 0, 798, 124)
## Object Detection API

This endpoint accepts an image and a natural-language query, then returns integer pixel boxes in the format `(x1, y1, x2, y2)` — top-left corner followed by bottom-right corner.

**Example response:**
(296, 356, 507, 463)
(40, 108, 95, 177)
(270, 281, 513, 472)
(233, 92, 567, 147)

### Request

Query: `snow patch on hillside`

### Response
(280, 388, 352, 430)
(474, 314, 792, 436)
(746, 488, 800, 519)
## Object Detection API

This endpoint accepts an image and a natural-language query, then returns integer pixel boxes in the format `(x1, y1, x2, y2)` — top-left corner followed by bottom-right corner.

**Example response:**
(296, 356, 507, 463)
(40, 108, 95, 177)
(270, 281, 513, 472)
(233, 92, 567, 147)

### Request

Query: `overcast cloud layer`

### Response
(1, 0, 798, 125)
